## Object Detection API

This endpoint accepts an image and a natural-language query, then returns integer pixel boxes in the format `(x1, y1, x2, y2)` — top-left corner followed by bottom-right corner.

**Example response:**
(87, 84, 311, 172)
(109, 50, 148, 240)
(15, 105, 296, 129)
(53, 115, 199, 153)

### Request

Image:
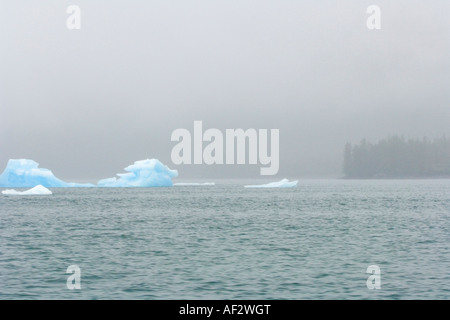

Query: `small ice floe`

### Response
(174, 182, 215, 186)
(244, 178, 298, 188)
(2, 185, 52, 195)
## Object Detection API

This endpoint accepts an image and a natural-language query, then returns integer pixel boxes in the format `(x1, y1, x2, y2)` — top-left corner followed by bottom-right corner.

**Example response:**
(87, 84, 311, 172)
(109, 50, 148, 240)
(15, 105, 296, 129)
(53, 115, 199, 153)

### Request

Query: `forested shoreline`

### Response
(343, 136, 450, 178)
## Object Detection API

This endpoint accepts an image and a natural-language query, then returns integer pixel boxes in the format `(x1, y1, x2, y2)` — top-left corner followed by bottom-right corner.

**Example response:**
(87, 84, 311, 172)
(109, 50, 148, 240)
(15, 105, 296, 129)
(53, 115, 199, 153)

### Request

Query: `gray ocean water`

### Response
(0, 180, 449, 300)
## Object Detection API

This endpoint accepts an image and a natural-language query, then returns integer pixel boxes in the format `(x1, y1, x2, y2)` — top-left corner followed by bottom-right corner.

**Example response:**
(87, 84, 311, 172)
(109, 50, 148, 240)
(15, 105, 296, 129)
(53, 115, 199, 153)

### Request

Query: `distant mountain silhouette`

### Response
(343, 136, 450, 178)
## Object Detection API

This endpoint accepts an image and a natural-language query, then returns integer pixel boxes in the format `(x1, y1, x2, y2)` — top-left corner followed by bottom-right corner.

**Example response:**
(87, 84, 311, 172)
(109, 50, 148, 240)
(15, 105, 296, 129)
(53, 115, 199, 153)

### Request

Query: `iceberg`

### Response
(97, 158, 178, 187)
(0, 158, 176, 188)
(0, 159, 94, 188)
(174, 182, 215, 186)
(244, 178, 298, 188)
(2, 185, 52, 195)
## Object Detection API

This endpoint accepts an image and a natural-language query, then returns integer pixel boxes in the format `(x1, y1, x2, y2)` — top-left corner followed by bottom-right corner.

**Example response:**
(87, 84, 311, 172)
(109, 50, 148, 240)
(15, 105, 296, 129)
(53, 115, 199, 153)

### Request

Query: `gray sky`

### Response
(1, 0, 449, 181)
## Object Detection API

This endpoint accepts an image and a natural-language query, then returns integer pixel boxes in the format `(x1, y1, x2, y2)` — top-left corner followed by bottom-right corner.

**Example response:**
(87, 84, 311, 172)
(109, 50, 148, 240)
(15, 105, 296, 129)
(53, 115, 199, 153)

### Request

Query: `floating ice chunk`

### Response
(174, 182, 215, 186)
(0, 159, 66, 187)
(66, 183, 96, 187)
(2, 185, 52, 195)
(97, 158, 178, 187)
(0, 159, 94, 188)
(244, 178, 298, 188)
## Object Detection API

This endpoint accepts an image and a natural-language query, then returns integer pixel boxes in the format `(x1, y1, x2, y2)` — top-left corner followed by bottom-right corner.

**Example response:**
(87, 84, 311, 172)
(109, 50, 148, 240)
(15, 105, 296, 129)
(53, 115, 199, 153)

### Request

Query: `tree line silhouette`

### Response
(343, 136, 450, 178)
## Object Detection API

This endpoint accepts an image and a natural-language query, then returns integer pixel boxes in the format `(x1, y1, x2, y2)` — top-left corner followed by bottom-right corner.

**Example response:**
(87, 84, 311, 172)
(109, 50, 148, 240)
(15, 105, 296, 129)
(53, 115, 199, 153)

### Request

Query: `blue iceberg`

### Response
(244, 178, 298, 188)
(0, 158, 177, 188)
(97, 159, 178, 187)
(0, 159, 94, 188)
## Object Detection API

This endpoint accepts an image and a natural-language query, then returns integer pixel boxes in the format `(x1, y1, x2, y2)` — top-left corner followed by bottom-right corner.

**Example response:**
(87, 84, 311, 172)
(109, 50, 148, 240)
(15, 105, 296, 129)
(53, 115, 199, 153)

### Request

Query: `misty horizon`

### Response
(1, 1, 449, 181)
